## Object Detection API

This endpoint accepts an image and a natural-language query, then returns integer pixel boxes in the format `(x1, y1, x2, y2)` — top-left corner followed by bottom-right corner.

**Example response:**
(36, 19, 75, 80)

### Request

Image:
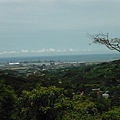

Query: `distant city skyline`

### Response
(0, 0, 120, 57)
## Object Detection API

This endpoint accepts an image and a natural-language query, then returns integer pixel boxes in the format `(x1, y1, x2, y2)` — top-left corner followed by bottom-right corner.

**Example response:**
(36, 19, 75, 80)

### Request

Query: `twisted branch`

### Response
(89, 33, 120, 52)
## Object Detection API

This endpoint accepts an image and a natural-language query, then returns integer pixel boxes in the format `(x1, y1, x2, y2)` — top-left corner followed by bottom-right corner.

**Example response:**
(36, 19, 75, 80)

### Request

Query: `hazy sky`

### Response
(0, 0, 120, 57)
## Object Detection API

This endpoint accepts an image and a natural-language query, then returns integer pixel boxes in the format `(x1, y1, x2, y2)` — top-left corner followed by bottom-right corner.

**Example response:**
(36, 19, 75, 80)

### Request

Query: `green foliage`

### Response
(102, 107, 120, 120)
(16, 86, 71, 120)
(0, 80, 16, 120)
(62, 95, 100, 120)
(0, 60, 120, 119)
(94, 98, 111, 114)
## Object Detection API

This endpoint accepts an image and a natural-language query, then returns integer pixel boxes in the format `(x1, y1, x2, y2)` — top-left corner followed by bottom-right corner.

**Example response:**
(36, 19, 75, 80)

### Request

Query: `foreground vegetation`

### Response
(0, 60, 120, 120)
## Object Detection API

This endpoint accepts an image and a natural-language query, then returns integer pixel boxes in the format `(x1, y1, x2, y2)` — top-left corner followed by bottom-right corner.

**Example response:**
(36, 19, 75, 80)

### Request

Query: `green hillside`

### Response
(0, 60, 120, 120)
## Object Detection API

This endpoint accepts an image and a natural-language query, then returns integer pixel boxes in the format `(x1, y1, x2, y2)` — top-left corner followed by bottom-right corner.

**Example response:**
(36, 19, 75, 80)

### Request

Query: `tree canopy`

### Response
(0, 60, 120, 119)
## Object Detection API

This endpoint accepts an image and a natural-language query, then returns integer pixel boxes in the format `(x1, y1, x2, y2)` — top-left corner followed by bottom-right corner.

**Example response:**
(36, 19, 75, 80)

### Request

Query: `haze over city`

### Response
(0, 0, 120, 57)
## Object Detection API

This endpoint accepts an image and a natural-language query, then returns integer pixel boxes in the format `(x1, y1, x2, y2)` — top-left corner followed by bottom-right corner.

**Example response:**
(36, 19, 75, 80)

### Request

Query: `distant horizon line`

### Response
(0, 52, 119, 59)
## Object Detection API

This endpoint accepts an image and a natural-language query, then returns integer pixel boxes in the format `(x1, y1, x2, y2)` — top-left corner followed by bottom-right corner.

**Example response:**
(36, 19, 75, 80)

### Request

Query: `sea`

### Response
(0, 53, 120, 64)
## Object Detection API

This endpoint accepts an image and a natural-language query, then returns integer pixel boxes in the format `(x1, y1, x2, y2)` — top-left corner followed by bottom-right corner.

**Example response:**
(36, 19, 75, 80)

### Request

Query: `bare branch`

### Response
(89, 33, 120, 52)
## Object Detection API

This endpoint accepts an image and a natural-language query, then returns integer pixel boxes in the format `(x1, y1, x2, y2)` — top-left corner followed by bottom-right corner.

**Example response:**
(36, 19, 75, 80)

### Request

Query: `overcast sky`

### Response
(0, 0, 120, 57)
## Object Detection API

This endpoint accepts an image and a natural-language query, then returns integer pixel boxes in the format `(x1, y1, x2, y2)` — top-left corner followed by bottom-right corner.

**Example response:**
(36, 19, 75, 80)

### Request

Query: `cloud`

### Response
(1, 0, 120, 31)
(57, 49, 68, 52)
(28, 48, 79, 53)
(31, 48, 56, 53)
(31, 48, 45, 53)
(57, 49, 65, 52)
(0, 48, 112, 56)
(46, 48, 56, 52)
(69, 49, 77, 52)
(21, 49, 29, 53)
(56, 49, 77, 52)
(0, 51, 18, 55)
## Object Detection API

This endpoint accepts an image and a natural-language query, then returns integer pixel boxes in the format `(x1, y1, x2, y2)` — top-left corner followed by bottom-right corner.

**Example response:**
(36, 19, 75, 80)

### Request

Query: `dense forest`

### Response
(0, 59, 120, 120)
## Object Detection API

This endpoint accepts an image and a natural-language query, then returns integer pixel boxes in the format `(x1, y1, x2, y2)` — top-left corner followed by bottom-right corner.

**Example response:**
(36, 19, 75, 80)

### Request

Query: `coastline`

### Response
(0, 53, 120, 64)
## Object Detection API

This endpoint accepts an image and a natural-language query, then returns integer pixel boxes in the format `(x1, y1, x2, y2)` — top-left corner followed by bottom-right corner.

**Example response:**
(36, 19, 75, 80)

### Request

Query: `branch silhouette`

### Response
(89, 33, 120, 52)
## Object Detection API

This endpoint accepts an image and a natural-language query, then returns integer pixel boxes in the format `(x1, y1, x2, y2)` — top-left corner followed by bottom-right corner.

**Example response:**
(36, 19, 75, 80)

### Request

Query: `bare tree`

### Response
(89, 33, 120, 52)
